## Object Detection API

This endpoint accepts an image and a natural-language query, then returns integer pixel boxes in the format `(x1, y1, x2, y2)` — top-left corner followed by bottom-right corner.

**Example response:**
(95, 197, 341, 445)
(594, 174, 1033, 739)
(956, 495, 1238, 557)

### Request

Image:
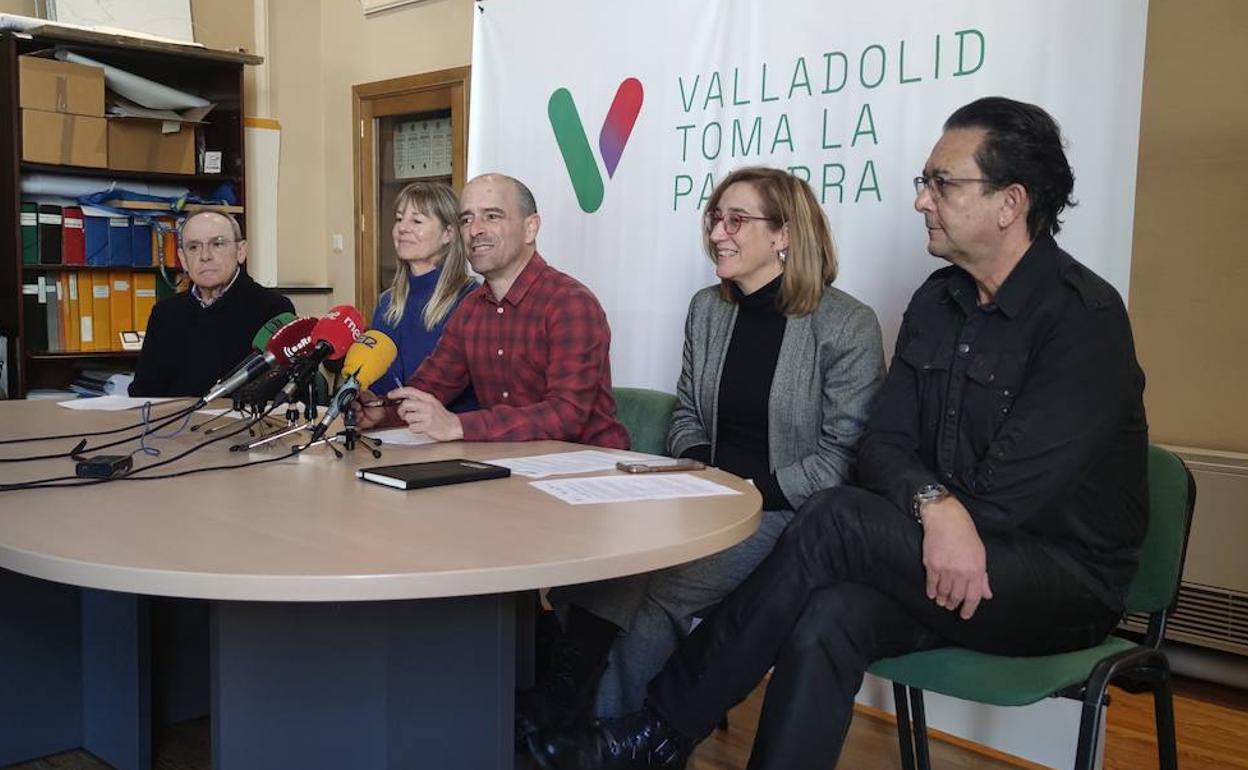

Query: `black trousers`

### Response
(647, 486, 1121, 770)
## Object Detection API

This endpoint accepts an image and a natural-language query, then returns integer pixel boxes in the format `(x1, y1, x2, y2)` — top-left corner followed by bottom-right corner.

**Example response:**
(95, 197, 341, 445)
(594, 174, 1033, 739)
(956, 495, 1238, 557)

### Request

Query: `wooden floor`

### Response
(692, 675, 1248, 770)
(8, 676, 1247, 769)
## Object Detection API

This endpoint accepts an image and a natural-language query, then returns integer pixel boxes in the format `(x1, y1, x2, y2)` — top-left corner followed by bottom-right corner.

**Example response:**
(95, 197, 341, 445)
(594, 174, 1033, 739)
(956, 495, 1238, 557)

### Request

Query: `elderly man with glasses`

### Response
(130, 211, 294, 397)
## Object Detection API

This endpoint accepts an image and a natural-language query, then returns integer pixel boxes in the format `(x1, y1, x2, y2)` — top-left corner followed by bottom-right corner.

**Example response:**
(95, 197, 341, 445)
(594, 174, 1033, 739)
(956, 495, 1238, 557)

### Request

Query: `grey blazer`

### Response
(667, 284, 885, 510)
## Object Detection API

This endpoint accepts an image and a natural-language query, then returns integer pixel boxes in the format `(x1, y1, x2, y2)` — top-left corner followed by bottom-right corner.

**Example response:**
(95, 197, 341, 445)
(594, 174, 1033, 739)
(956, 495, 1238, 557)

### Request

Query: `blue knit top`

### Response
(370, 266, 478, 411)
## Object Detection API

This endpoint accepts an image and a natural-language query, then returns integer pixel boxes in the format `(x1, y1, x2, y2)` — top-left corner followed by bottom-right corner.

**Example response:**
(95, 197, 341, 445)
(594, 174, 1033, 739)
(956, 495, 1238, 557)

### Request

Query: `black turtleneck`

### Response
(681, 275, 791, 510)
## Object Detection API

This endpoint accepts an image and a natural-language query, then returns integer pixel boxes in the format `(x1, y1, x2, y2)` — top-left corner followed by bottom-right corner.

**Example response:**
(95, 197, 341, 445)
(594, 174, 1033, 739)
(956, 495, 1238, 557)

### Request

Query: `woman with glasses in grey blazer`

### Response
(523, 166, 886, 739)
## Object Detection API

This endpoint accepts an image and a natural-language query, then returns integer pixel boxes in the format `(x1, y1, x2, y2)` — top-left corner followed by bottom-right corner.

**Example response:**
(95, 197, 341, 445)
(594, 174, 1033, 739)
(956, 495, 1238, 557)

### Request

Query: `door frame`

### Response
(351, 66, 470, 321)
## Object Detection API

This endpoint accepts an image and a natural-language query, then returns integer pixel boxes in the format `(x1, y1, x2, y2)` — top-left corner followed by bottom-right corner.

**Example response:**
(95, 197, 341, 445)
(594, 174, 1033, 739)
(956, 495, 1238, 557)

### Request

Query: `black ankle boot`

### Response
(527, 706, 694, 770)
(516, 635, 607, 743)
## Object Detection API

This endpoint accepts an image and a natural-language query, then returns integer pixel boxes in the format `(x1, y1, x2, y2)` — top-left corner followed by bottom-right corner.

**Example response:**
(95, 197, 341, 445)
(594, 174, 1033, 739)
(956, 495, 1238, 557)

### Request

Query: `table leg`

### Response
(0, 570, 82, 766)
(0, 572, 151, 770)
(81, 589, 152, 770)
(212, 593, 517, 770)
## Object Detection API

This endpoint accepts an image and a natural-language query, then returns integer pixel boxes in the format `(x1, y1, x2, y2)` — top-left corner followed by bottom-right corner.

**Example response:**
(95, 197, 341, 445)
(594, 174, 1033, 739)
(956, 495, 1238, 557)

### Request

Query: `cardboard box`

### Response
(19, 55, 105, 117)
(21, 109, 108, 167)
(108, 119, 196, 174)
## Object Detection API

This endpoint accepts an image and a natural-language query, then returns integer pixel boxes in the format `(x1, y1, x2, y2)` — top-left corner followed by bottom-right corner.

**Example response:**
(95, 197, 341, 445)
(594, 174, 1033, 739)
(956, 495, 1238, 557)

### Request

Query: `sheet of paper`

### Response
(530, 473, 742, 505)
(57, 395, 177, 411)
(485, 449, 651, 478)
(363, 427, 436, 447)
(194, 407, 236, 417)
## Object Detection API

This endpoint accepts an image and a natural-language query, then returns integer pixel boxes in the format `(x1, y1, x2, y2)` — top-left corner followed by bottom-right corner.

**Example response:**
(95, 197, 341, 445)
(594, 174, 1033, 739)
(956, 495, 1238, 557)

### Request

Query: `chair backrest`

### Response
(1124, 445, 1197, 618)
(612, 387, 679, 456)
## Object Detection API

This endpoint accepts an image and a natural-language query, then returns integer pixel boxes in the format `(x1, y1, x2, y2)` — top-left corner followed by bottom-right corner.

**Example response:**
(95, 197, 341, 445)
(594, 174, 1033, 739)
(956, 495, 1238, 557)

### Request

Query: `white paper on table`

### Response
(485, 449, 653, 478)
(57, 395, 176, 411)
(194, 407, 238, 417)
(363, 427, 436, 447)
(530, 473, 742, 505)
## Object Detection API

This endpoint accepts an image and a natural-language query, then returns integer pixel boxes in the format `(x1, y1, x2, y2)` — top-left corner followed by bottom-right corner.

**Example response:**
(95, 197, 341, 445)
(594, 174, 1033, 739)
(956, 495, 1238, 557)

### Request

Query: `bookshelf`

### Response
(1, 28, 261, 398)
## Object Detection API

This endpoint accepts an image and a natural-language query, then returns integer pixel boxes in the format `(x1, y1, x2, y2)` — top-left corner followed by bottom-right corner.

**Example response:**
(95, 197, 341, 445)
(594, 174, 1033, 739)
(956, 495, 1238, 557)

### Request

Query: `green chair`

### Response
(611, 387, 679, 455)
(869, 445, 1196, 770)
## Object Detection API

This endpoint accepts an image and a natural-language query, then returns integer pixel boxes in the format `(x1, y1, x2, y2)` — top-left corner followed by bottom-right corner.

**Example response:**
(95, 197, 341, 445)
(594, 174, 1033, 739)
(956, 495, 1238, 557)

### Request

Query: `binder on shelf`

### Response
(83, 208, 110, 267)
(63, 273, 82, 352)
(21, 202, 38, 266)
(37, 204, 62, 265)
(45, 276, 62, 352)
(154, 216, 178, 268)
(78, 272, 96, 352)
(107, 216, 132, 267)
(61, 207, 86, 265)
(109, 270, 134, 337)
(91, 272, 112, 351)
(131, 218, 152, 267)
(22, 276, 48, 352)
(132, 272, 157, 333)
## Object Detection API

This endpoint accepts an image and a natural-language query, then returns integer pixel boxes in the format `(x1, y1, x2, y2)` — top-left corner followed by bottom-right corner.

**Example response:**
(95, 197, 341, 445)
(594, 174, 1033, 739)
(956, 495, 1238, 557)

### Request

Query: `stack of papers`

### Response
(57, 395, 175, 411)
(363, 427, 436, 447)
(531, 473, 741, 505)
(485, 449, 646, 478)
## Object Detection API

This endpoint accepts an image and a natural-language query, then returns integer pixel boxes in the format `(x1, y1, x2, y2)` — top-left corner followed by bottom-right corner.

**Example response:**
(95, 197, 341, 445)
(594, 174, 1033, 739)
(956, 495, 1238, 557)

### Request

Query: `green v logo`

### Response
(548, 78, 644, 213)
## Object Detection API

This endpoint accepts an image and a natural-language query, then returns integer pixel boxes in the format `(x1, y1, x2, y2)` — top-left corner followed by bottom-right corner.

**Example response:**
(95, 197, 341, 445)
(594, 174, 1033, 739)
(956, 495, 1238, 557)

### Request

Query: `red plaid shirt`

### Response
(409, 252, 630, 448)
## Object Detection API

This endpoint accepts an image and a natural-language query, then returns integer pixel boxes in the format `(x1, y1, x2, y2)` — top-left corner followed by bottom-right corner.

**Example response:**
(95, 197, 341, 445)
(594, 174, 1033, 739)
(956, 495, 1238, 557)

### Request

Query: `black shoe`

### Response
(526, 706, 693, 770)
(515, 636, 606, 746)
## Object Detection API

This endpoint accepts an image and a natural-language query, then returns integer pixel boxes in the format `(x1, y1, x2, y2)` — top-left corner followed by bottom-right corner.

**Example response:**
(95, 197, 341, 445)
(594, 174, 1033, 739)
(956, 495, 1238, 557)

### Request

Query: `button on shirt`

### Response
(408, 253, 630, 448)
(857, 235, 1148, 611)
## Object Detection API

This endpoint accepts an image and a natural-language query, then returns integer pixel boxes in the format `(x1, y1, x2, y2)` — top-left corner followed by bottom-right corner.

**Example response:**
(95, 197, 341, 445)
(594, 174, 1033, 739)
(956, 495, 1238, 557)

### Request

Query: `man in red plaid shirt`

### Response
(356, 173, 629, 449)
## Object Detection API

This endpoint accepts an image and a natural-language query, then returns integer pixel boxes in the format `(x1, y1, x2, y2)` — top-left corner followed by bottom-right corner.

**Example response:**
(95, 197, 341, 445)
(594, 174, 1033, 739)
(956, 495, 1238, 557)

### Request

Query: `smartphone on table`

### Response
(615, 458, 706, 473)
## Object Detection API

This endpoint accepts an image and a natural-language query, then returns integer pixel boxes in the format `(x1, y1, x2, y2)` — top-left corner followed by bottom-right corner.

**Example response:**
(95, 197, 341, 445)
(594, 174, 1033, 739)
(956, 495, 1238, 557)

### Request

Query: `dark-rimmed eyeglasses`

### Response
(913, 175, 993, 199)
(182, 237, 238, 259)
(704, 209, 779, 236)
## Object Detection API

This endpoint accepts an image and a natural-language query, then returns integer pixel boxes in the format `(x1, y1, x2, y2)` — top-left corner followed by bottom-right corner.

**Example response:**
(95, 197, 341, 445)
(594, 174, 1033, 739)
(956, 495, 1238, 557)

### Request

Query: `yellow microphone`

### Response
(341, 330, 398, 391)
(311, 330, 398, 441)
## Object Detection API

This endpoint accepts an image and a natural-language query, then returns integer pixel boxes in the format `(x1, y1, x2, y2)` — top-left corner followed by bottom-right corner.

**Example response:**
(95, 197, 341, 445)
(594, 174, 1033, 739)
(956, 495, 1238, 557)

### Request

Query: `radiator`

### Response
(1122, 445, 1248, 656)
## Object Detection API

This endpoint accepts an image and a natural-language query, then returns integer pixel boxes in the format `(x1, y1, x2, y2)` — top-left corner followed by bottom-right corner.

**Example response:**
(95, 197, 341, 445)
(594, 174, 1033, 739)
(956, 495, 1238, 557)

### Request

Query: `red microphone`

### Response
(265, 317, 318, 365)
(272, 306, 365, 407)
(311, 305, 365, 361)
(203, 314, 315, 402)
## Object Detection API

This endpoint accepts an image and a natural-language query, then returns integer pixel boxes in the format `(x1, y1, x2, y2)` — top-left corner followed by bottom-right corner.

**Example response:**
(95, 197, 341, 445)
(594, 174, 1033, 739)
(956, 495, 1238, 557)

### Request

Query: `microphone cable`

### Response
(0, 398, 205, 446)
(0, 402, 280, 492)
(0, 399, 208, 464)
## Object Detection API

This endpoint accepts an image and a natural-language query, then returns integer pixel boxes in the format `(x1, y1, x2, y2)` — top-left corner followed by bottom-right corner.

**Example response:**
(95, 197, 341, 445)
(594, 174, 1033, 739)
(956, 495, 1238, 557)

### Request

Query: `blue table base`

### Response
(212, 594, 517, 770)
(0, 571, 151, 770)
(1, 569, 518, 770)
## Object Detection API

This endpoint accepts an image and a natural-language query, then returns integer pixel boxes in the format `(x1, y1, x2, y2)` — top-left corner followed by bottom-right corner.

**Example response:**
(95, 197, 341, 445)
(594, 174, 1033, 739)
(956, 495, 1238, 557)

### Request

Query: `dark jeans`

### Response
(647, 486, 1121, 770)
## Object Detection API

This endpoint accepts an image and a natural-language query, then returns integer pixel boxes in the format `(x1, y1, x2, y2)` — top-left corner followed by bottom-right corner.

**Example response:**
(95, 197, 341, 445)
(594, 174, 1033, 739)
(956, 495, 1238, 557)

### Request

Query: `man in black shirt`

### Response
(528, 97, 1148, 770)
(130, 212, 294, 397)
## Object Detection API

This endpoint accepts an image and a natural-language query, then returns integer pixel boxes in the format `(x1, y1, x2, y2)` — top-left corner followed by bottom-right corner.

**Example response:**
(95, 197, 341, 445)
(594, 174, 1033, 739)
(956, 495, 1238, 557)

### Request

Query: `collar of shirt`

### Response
(479, 251, 548, 307)
(191, 265, 242, 308)
(946, 233, 1064, 319)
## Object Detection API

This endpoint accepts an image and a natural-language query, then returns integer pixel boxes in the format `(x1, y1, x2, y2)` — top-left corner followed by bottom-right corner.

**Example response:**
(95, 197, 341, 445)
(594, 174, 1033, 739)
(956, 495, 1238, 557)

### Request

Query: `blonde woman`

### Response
(370, 181, 479, 408)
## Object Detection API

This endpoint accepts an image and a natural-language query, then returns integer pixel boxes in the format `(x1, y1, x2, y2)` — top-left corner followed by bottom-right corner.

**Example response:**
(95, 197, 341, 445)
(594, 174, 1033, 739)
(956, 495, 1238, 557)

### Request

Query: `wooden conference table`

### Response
(0, 399, 761, 770)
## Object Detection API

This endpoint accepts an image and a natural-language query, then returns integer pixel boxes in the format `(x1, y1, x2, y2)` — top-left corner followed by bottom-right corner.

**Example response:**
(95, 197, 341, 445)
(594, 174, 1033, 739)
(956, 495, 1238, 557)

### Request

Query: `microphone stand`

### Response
(303, 409, 382, 459)
(230, 371, 322, 452)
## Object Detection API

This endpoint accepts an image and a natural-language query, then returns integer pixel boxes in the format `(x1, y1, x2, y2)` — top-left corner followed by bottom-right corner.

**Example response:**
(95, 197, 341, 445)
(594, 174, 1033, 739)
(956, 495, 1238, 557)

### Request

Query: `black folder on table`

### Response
(356, 459, 510, 491)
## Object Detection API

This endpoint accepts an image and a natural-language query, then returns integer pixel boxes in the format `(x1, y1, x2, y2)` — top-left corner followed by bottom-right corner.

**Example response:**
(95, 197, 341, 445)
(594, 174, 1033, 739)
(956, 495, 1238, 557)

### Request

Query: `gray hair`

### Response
(178, 210, 244, 244)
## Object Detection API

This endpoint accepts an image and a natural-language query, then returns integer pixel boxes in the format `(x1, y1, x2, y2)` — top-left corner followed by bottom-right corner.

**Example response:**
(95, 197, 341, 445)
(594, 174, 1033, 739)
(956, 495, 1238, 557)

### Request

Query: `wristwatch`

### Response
(912, 483, 950, 523)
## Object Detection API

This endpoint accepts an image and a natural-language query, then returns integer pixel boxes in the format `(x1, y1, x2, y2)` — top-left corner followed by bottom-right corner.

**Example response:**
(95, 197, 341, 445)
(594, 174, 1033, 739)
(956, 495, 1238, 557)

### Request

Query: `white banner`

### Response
(469, 0, 1149, 392)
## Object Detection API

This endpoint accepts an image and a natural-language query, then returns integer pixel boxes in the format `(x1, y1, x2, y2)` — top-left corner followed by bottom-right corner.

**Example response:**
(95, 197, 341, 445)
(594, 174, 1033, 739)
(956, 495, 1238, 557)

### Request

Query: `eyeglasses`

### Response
(182, 236, 238, 259)
(913, 174, 993, 199)
(704, 209, 778, 235)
